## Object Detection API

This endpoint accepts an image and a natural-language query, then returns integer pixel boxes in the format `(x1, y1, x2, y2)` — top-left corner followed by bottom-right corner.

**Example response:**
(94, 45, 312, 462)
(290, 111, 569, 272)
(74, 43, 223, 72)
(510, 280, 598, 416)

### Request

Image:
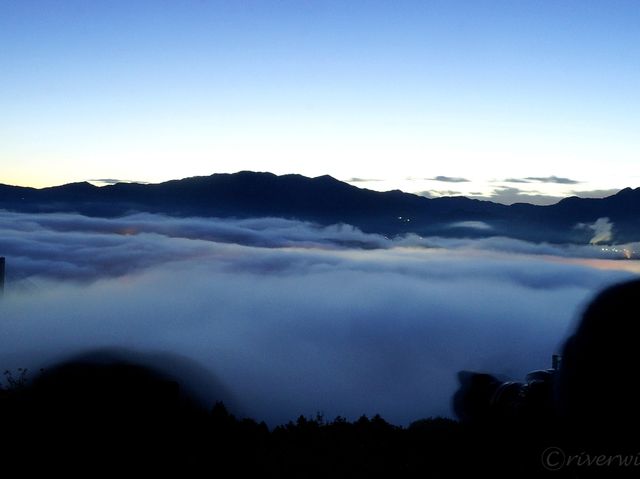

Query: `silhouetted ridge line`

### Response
(1, 172, 639, 243)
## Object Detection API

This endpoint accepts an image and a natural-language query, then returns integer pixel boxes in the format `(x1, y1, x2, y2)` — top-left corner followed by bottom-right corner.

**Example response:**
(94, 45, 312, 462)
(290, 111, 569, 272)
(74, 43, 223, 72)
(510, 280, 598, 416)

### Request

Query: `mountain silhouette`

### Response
(1, 171, 639, 243)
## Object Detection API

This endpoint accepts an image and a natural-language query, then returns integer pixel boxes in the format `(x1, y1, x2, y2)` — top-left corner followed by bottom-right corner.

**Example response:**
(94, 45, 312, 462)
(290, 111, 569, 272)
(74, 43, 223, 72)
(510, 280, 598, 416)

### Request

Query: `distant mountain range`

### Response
(1, 171, 639, 244)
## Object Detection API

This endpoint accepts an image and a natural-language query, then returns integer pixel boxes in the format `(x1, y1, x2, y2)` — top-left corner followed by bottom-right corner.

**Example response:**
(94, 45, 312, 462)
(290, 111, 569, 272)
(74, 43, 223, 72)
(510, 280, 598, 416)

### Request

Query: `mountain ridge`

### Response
(1, 172, 639, 244)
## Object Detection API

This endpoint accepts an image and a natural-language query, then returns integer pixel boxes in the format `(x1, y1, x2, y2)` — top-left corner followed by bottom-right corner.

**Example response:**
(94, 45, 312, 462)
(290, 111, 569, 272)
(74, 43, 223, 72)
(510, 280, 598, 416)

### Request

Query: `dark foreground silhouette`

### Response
(2, 279, 639, 477)
(454, 278, 640, 477)
(0, 353, 461, 476)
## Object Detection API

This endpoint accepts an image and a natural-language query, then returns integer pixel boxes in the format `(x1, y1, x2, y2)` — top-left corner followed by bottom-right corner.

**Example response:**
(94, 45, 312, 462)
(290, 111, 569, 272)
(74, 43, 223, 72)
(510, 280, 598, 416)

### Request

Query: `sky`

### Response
(1, 210, 638, 424)
(1, 0, 639, 204)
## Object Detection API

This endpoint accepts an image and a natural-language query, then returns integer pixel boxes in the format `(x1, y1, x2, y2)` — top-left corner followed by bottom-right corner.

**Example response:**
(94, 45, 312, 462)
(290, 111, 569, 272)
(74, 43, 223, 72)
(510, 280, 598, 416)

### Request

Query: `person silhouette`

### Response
(556, 278, 640, 449)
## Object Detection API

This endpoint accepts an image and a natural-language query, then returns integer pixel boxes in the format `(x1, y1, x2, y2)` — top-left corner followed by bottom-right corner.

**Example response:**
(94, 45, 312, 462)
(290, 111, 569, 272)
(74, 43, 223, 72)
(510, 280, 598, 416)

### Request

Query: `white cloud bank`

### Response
(0, 211, 638, 426)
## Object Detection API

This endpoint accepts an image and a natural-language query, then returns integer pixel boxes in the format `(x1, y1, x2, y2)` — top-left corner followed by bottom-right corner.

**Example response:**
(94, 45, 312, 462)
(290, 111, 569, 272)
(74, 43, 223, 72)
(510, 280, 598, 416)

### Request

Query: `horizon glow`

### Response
(1, 1, 639, 204)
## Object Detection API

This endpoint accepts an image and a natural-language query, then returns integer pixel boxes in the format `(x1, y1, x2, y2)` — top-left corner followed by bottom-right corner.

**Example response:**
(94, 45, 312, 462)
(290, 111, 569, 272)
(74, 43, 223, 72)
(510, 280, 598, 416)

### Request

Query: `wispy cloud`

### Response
(471, 187, 563, 206)
(430, 176, 470, 183)
(481, 183, 620, 205)
(447, 221, 493, 231)
(501, 178, 532, 184)
(577, 217, 614, 245)
(416, 190, 462, 198)
(525, 176, 580, 185)
(346, 177, 383, 183)
(571, 189, 620, 199)
(88, 178, 150, 186)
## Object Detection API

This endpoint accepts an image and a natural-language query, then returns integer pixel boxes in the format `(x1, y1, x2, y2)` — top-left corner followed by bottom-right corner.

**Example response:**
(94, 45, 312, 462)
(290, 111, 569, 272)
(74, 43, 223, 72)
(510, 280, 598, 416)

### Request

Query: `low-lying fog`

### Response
(1, 211, 637, 425)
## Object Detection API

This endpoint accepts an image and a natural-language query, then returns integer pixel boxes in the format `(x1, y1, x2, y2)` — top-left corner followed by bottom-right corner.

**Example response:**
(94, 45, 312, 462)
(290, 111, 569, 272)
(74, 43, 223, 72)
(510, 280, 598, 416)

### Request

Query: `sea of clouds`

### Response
(0, 210, 638, 426)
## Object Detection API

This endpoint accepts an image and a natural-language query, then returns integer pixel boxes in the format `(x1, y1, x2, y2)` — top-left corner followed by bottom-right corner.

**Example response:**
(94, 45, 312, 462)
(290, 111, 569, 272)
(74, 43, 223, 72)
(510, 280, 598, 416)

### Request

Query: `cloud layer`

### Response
(430, 176, 470, 183)
(0, 211, 638, 426)
(502, 176, 581, 185)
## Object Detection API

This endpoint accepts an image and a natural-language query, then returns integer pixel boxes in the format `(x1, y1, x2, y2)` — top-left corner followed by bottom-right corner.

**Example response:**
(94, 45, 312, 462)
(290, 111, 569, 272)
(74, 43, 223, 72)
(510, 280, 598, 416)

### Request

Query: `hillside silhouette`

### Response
(2, 171, 640, 242)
